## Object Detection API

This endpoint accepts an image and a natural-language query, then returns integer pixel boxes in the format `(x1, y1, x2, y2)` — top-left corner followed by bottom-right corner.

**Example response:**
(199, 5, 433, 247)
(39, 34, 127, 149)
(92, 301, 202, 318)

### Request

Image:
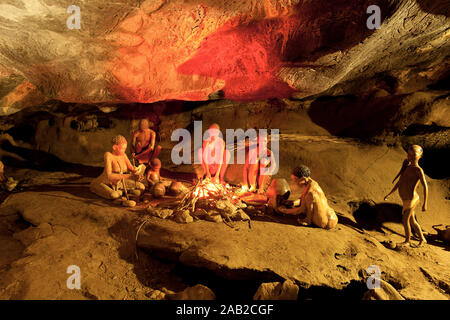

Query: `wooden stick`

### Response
(120, 168, 129, 201)
(132, 157, 137, 188)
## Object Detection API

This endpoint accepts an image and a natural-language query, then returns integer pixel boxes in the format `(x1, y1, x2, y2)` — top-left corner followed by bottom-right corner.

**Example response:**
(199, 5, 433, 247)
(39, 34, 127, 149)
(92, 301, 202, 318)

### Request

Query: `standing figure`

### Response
(90, 135, 145, 200)
(242, 134, 276, 194)
(384, 145, 428, 247)
(197, 124, 230, 184)
(277, 165, 338, 230)
(132, 119, 162, 165)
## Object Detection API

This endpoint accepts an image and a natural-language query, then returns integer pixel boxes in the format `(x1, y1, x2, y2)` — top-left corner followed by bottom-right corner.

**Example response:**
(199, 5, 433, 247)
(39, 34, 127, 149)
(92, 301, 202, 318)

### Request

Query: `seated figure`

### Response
(242, 134, 276, 194)
(197, 123, 230, 184)
(146, 158, 162, 187)
(277, 165, 338, 230)
(90, 135, 145, 200)
(131, 119, 162, 165)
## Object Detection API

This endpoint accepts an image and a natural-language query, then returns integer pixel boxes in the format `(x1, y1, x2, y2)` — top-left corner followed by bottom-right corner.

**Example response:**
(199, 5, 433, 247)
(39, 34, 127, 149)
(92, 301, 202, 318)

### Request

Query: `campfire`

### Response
(177, 179, 238, 211)
(147, 178, 251, 227)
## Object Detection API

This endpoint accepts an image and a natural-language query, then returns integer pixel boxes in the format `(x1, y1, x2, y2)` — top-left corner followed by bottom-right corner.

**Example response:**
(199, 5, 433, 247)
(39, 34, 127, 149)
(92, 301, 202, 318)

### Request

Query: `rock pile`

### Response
(146, 179, 250, 226)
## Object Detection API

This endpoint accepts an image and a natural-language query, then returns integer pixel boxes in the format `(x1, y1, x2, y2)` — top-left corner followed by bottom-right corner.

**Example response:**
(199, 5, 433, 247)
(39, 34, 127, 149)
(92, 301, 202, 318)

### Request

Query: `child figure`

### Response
(384, 145, 428, 247)
(146, 158, 162, 187)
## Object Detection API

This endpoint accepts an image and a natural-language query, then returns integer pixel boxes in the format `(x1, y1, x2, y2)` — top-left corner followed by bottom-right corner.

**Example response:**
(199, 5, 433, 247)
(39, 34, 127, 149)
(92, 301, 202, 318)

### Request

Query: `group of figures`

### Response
(269, 145, 429, 248)
(88, 120, 429, 247)
(89, 119, 162, 202)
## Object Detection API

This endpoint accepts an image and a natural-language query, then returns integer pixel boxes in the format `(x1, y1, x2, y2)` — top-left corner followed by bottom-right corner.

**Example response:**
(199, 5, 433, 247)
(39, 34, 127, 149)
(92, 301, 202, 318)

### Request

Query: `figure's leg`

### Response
(219, 149, 231, 183)
(298, 201, 314, 226)
(248, 163, 258, 192)
(242, 165, 249, 189)
(197, 148, 206, 178)
(125, 179, 145, 191)
(149, 146, 162, 162)
(410, 211, 427, 246)
(90, 182, 121, 200)
(257, 163, 272, 193)
(135, 149, 151, 164)
(326, 208, 338, 230)
(401, 207, 413, 246)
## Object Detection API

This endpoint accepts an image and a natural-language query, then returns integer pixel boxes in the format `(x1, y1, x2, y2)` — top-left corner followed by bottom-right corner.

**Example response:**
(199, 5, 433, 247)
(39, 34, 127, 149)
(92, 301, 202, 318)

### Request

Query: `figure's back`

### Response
(304, 181, 326, 212)
(307, 181, 334, 228)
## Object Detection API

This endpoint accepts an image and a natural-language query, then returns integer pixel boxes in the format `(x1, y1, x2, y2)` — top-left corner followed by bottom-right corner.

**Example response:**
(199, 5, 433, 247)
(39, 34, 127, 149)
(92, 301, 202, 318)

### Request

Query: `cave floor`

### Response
(0, 165, 448, 300)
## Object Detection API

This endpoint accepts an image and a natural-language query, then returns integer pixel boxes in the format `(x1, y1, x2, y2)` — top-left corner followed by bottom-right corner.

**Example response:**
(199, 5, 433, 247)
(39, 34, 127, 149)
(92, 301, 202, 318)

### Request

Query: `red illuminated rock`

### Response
(0, 0, 448, 114)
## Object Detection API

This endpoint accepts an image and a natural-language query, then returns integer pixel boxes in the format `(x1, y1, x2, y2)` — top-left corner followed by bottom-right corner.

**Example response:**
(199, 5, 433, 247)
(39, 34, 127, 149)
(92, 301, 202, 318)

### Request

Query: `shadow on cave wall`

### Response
(401, 124, 450, 179)
(1, 141, 102, 177)
(307, 93, 406, 138)
(416, 148, 450, 179)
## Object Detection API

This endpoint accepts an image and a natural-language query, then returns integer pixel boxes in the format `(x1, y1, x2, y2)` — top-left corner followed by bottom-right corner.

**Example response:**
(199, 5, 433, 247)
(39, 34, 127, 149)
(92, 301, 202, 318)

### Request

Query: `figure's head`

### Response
(139, 119, 151, 130)
(208, 123, 221, 139)
(151, 158, 162, 170)
(407, 145, 423, 161)
(111, 135, 127, 155)
(291, 165, 311, 186)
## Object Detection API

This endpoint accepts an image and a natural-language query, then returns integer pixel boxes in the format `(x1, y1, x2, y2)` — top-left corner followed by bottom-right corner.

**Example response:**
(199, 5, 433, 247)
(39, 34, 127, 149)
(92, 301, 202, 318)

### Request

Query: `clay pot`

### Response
(169, 181, 184, 196)
(122, 200, 136, 207)
(152, 182, 166, 198)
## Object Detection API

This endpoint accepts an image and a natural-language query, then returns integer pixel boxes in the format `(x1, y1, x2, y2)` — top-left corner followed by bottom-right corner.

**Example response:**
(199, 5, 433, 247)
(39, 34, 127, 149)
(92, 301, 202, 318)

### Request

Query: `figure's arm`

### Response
(384, 180, 400, 200)
(392, 159, 408, 183)
(150, 130, 156, 150)
(214, 141, 225, 180)
(419, 168, 428, 211)
(278, 197, 306, 215)
(131, 132, 138, 154)
(277, 206, 303, 215)
(203, 143, 211, 178)
(124, 154, 136, 173)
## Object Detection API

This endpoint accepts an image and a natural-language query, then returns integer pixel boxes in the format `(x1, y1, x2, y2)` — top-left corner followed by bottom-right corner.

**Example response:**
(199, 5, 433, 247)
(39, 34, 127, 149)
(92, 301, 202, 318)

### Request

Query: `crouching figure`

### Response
(90, 135, 145, 200)
(278, 165, 338, 230)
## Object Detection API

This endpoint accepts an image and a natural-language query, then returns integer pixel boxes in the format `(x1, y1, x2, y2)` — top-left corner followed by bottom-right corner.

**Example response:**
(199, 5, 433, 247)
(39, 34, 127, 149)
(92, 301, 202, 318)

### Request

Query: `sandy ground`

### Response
(0, 140, 448, 300)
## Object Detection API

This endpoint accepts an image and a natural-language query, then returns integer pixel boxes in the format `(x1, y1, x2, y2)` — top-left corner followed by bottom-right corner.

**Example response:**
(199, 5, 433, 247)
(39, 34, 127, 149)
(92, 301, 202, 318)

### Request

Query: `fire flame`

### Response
(192, 180, 227, 199)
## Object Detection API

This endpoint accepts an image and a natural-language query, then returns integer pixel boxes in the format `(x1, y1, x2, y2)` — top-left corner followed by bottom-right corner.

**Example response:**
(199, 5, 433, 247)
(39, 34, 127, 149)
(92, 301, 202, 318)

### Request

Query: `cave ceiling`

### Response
(0, 0, 449, 115)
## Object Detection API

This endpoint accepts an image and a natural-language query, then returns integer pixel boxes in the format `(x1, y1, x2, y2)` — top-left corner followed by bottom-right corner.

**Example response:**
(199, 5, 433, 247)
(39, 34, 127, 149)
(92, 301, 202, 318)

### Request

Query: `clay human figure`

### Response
(197, 123, 230, 184)
(242, 134, 276, 194)
(90, 135, 145, 200)
(146, 158, 162, 187)
(0, 160, 4, 182)
(384, 145, 428, 247)
(277, 165, 338, 230)
(131, 119, 162, 164)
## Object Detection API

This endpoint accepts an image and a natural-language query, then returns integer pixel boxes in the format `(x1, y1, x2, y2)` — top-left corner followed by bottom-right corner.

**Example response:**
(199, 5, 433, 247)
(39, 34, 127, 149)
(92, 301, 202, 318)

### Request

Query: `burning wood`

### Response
(146, 178, 250, 227)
